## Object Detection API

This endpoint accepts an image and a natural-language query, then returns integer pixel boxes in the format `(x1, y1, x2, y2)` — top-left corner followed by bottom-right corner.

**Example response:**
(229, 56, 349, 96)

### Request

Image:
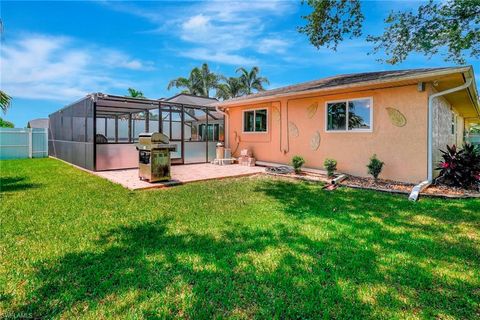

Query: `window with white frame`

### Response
(243, 109, 267, 132)
(326, 98, 372, 132)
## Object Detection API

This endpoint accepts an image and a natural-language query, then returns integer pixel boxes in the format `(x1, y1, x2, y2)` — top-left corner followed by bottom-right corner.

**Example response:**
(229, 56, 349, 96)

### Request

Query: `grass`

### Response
(0, 158, 479, 319)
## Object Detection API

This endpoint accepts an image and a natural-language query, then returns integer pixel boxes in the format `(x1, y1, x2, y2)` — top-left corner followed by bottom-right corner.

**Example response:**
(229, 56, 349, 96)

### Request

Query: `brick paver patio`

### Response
(93, 163, 266, 190)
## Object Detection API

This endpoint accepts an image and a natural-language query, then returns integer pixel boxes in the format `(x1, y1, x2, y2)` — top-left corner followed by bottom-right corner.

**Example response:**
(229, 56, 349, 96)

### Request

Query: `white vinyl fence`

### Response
(0, 128, 48, 160)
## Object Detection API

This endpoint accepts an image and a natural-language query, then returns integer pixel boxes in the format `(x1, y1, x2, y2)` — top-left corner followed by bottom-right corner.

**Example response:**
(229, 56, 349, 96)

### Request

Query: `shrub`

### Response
(323, 158, 337, 178)
(0, 117, 14, 128)
(367, 154, 384, 181)
(436, 144, 480, 189)
(291, 156, 305, 174)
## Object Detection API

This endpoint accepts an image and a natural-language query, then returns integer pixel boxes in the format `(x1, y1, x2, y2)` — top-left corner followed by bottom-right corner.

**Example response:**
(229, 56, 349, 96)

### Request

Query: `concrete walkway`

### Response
(93, 163, 265, 190)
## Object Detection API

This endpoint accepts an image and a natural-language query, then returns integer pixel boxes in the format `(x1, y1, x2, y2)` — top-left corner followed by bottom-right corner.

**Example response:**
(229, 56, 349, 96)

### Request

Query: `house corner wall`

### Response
(429, 88, 466, 179)
(227, 85, 430, 184)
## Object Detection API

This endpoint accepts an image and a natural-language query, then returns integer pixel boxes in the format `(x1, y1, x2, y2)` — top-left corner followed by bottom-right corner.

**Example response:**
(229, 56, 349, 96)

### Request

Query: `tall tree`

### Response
(298, 0, 363, 51)
(127, 88, 145, 99)
(0, 91, 11, 114)
(299, 0, 480, 64)
(167, 63, 218, 97)
(215, 76, 245, 100)
(0, 19, 11, 113)
(199, 63, 218, 97)
(167, 68, 203, 96)
(236, 67, 270, 95)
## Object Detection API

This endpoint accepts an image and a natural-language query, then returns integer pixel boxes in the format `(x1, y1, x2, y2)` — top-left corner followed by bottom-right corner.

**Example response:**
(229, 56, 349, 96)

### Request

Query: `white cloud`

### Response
(1, 34, 152, 100)
(100, 0, 295, 65)
(182, 14, 210, 30)
(175, 1, 294, 59)
(257, 38, 290, 54)
(180, 48, 257, 66)
(99, 50, 154, 70)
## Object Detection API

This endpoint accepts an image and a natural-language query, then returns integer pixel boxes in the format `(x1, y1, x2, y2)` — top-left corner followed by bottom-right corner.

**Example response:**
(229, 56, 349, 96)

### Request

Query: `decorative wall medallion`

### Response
(272, 106, 281, 122)
(288, 121, 299, 138)
(386, 107, 407, 127)
(310, 131, 321, 151)
(307, 102, 318, 119)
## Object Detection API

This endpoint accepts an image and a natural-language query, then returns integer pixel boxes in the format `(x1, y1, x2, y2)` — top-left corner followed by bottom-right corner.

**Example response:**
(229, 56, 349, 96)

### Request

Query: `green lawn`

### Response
(1, 158, 479, 319)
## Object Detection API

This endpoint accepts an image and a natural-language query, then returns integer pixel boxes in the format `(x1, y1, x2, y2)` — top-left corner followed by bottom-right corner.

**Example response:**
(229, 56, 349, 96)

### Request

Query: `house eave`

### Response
(216, 66, 473, 108)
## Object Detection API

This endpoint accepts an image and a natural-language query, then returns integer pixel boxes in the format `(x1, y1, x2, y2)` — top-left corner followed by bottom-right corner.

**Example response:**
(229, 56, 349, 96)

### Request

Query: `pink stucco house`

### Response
(216, 66, 480, 184)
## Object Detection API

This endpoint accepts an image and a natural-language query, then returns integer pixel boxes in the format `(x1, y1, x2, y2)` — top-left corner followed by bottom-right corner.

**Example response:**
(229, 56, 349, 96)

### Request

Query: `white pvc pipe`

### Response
(427, 77, 472, 181)
(215, 105, 229, 148)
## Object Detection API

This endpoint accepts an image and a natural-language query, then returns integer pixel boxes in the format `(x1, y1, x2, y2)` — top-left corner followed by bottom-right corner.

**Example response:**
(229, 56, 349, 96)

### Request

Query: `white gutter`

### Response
(215, 105, 229, 148)
(427, 77, 473, 181)
(410, 76, 473, 201)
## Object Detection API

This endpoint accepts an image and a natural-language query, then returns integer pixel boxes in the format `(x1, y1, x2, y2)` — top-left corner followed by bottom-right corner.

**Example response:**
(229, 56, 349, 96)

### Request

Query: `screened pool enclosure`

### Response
(49, 93, 223, 171)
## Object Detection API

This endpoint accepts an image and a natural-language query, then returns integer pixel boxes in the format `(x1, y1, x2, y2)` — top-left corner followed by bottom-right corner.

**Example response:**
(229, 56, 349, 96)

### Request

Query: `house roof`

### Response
(27, 118, 49, 129)
(217, 66, 476, 106)
(164, 93, 217, 106)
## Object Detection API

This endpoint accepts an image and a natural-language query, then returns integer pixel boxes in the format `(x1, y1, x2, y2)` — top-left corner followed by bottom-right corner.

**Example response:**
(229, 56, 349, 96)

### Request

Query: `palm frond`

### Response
(0, 90, 11, 114)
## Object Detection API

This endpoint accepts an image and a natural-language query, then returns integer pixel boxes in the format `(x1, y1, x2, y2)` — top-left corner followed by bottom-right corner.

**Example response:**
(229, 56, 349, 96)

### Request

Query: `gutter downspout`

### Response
(427, 77, 473, 181)
(409, 77, 473, 201)
(215, 105, 229, 148)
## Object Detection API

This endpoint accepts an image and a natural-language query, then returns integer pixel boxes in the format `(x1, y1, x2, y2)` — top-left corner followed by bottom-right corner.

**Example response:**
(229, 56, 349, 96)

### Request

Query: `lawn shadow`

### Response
(253, 178, 479, 318)
(0, 176, 41, 193)
(16, 218, 378, 319)
(10, 178, 479, 319)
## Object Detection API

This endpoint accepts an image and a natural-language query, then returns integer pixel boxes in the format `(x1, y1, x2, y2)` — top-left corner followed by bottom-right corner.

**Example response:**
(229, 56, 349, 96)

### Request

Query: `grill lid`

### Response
(138, 132, 170, 145)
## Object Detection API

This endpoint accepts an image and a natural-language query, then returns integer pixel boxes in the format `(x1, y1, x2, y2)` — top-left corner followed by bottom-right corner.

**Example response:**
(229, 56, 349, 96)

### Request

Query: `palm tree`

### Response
(0, 91, 11, 114)
(168, 68, 203, 96)
(198, 63, 218, 97)
(215, 76, 244, 100)
(236, 66, 269, 95)
(167, 63, 218, 97)
(127, 88, 145, 99)
(0, 19, 11, 114)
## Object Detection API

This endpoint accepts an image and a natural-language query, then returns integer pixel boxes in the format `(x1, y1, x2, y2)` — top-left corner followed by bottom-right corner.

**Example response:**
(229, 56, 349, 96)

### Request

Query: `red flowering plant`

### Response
(436, 144, 480, 189)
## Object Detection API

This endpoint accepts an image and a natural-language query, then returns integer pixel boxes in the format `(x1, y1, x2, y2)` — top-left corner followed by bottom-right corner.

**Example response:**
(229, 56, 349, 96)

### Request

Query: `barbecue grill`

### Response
(136, 132, 177, 182)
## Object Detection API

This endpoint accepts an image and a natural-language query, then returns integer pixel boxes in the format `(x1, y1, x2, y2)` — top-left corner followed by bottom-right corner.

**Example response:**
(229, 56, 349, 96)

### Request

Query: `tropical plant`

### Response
(198, 63, 218, 97)
(323, 158, 337, 178)
(0, 19, 11, 114)
(0, 117, 14, 128)
(299, 0, 480, 64)
(127, 88, 145, 99)
(168, 69, 203, 96)
(436, 144, 480, 189)
(215, 76, 244, 100)
(236, 67, 269, 95)
(292, 155, 305, 174)
(0, 91, 11, 114)
(168, 63, 218, 97)
(367, 154, 384, 181)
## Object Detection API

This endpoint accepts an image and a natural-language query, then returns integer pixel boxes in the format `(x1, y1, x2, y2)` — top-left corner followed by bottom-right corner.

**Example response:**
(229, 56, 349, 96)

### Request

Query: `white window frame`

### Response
(242, 108, 269, 133)
(325, 97, 373, 133)
(451, 112, 456, 136)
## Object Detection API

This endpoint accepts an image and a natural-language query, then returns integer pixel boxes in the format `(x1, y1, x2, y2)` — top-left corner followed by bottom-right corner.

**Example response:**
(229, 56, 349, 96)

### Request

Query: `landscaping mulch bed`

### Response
(266, 169, 480, 199)
(423, 183, 480, 198)
(339, 176, 414, 195)
(340, 176, 480, 198)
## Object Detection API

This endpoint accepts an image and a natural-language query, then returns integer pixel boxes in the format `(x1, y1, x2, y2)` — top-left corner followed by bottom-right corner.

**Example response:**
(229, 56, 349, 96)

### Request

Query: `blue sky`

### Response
(1, 0, 479, 126)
